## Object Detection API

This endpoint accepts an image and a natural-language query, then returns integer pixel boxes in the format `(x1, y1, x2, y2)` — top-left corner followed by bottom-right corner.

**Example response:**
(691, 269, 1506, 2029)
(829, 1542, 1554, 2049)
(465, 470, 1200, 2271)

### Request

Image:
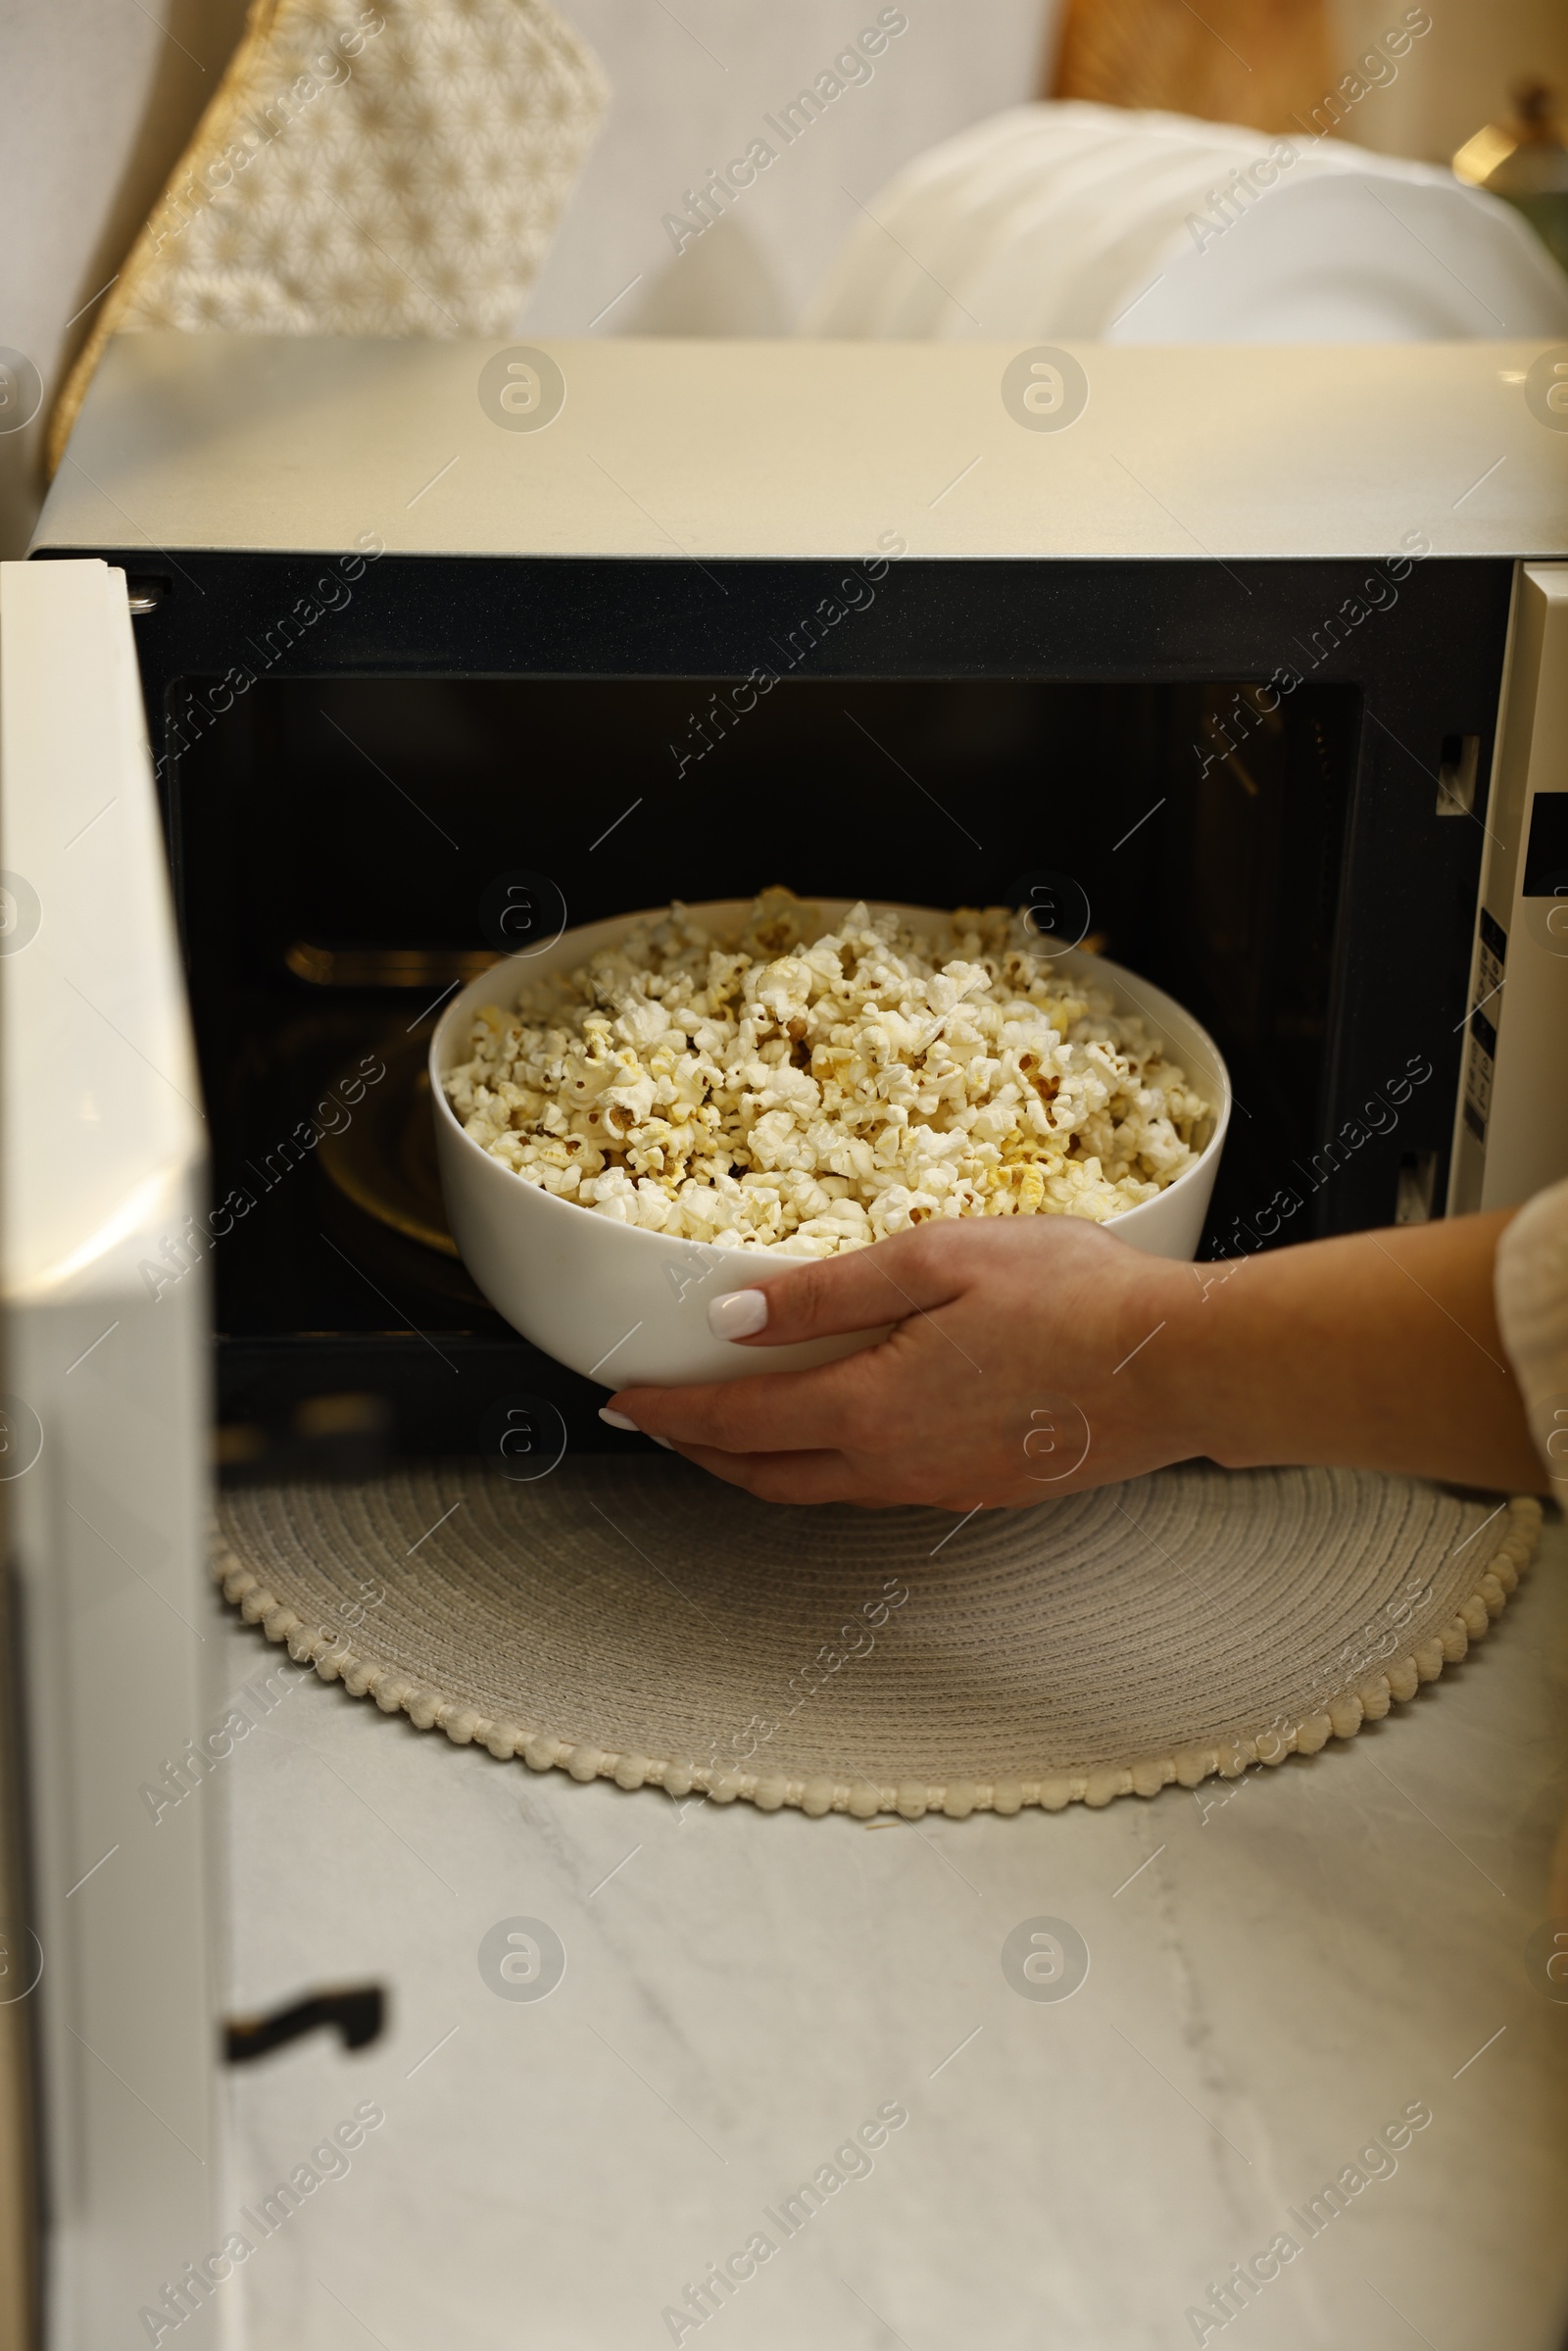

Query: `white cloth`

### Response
(1496, 1174, 1568, 1492)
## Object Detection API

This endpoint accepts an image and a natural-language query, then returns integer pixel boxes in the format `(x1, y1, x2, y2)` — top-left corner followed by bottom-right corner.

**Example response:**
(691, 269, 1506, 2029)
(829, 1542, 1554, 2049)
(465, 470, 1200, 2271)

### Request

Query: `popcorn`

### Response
(441, 890, 1213, 1257)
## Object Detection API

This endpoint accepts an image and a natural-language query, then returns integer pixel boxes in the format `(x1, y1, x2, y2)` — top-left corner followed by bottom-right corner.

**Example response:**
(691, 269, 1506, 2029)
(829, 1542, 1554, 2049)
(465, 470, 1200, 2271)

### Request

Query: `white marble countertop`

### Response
(212, 1511, 1568, 2351)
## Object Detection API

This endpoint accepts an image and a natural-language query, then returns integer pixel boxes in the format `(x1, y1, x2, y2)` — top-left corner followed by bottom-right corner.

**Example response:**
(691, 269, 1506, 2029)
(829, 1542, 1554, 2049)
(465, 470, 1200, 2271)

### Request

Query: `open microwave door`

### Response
(1, 562, 218, 2349)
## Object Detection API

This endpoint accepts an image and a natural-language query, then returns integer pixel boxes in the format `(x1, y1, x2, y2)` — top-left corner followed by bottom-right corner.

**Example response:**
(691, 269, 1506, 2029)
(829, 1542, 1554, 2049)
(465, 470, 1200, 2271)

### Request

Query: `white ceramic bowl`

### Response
(430, 900, 1231, 1389)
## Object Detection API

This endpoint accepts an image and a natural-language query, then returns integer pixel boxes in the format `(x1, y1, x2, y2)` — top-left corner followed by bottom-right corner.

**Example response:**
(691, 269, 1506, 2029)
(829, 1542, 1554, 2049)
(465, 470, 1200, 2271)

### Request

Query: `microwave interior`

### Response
(122, 550, 1507, 1478)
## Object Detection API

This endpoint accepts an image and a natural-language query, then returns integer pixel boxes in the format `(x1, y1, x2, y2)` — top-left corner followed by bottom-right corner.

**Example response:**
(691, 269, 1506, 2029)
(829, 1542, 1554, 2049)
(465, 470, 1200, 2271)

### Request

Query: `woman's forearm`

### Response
(1154, 1209, 1544, 1493)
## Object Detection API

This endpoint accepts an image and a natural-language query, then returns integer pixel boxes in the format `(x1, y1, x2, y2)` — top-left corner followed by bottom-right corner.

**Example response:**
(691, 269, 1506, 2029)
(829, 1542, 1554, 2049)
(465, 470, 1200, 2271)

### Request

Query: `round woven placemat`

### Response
(214, 1461, 1541, 1820)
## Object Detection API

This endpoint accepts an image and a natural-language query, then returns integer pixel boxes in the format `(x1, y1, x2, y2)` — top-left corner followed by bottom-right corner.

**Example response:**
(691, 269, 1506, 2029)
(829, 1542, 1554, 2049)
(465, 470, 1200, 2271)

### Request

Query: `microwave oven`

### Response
(4, 330, 1567, 2343)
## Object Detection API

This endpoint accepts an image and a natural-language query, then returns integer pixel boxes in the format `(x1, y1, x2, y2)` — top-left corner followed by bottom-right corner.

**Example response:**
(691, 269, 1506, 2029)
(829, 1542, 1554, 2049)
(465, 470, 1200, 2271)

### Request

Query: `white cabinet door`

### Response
(1, 560, 218, 2350)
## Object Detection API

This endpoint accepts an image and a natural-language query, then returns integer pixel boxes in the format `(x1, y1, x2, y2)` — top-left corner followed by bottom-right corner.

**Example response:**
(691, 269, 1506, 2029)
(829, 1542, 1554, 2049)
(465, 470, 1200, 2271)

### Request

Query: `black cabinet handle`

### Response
(223, 1984, 386, 2064)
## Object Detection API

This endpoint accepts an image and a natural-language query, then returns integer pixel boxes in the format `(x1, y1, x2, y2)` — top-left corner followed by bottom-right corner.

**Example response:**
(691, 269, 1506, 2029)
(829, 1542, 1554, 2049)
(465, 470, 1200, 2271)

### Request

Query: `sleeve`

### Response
(1494, 1174, 1568, 1494)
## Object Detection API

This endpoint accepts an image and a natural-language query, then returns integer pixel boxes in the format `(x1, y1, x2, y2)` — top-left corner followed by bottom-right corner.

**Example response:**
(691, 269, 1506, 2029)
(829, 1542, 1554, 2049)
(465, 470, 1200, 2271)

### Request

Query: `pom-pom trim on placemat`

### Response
(211, 1494, 1541, 1821)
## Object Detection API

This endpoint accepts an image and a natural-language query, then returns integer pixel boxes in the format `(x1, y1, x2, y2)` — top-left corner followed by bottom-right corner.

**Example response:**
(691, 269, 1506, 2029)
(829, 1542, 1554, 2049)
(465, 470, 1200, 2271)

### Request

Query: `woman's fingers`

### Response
(669, 1441, 1020, 1512)
(671, 1442, 869, 1504)
(612, 1347, 890, 1456)
(706, 1225, 967, 1347)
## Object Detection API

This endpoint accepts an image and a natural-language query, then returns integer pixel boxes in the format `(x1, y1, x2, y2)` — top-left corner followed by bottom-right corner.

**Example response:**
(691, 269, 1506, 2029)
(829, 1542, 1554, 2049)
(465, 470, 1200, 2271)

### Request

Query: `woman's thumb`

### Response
(705, 1227, 962, 1347)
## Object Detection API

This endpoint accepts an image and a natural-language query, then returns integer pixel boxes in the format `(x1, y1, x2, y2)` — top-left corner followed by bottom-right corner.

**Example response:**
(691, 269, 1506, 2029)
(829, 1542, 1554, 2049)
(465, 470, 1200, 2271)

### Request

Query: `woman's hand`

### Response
(608, 1220, 1195, 1510)
(608, 1207, 1545, 1509)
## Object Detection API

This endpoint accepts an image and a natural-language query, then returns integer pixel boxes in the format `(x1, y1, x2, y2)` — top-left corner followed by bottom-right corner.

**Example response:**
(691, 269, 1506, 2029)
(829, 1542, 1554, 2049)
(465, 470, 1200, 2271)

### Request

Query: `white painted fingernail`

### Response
(601, 1407, 673, 1450)
(709, 1288, 768, 1340)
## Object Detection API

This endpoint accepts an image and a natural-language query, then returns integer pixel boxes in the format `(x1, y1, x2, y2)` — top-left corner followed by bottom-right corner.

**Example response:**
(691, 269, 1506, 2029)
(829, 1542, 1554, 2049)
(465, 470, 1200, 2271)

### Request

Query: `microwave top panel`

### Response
(30, 332, 1568, 566)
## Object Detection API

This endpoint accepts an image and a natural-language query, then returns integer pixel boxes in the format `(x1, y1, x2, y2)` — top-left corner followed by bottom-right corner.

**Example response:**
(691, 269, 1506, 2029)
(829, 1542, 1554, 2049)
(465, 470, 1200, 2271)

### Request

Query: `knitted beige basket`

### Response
(214, 1458, 1542, 1820)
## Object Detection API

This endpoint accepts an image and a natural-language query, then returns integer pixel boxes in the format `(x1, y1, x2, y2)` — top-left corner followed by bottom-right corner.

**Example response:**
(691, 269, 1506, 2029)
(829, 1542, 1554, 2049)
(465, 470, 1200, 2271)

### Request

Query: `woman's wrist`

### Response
(1109, 1249, 1230, 1470)
(1161, 1249, 1296, 1471)
(1137, 1212, 1544, 1493)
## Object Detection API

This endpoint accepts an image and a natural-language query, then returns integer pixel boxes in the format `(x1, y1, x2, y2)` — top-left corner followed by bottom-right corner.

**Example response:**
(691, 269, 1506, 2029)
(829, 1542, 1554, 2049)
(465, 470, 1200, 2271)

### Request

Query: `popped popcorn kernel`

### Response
(442, 892, 1211, 1254)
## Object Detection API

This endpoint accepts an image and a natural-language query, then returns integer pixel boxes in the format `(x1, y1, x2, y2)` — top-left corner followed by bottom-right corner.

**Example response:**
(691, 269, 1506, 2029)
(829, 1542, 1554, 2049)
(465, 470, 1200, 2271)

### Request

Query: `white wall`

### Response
(0, 0, 251, 557)
(520, 0, 1053, 337)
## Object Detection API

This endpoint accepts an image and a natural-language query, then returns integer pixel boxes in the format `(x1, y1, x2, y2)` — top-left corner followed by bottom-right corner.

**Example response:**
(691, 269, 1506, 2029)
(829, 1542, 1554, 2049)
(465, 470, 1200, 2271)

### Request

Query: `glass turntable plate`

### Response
(318, 1030, 458, 1257)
